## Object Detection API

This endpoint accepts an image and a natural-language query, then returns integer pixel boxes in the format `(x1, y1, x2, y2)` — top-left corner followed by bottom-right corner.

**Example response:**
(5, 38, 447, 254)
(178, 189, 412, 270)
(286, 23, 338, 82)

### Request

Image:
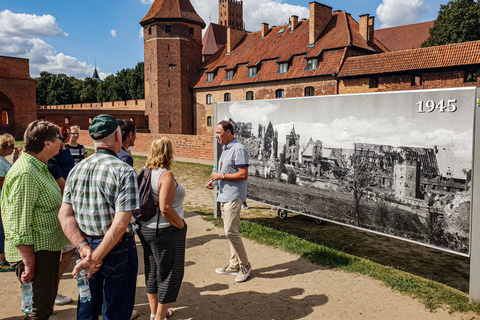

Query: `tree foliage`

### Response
(422, 0, 480, 47)
(35, 62, 144, 105)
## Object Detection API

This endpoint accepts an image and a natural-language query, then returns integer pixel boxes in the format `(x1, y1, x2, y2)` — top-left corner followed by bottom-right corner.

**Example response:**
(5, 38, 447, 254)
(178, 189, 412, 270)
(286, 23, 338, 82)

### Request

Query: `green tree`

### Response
(80, 78, 99, 102)
(36, 71, 53, 105)
(422, 0, 480, 47)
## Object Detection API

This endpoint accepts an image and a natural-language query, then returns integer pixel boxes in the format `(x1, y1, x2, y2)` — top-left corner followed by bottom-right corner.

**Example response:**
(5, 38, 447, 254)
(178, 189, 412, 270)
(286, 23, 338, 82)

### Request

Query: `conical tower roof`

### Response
(140, 0, 205, 28)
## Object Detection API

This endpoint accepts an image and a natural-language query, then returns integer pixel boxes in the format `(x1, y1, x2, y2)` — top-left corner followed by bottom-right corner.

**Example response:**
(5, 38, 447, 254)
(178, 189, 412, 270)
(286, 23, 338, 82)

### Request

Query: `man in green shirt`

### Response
(2, 120, 69, 320)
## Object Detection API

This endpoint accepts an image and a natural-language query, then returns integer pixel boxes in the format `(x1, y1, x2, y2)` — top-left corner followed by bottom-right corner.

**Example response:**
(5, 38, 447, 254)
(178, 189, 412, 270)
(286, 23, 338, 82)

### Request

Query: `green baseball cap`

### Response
(89, 114, 119, 140)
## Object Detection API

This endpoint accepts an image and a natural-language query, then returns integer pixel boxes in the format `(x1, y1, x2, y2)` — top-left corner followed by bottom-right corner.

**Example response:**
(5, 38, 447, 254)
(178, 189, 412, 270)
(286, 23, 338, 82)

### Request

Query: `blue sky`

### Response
(0, 0, 445, 79)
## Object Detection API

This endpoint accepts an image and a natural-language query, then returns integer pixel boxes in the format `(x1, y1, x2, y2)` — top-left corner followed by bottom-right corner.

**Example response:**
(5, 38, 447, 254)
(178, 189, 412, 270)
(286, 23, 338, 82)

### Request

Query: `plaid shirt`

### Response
(1, 153, 68, 262)
(63, 148, 139, 236)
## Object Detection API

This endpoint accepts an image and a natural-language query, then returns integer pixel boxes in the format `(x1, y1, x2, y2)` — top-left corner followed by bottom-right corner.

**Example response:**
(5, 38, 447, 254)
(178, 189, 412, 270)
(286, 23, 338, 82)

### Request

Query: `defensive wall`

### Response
(77, 129, 214, 161)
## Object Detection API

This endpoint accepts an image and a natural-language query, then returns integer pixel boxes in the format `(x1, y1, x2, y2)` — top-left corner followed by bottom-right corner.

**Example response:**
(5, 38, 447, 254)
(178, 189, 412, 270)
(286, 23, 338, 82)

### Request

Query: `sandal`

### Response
(151, 310, 173, 320)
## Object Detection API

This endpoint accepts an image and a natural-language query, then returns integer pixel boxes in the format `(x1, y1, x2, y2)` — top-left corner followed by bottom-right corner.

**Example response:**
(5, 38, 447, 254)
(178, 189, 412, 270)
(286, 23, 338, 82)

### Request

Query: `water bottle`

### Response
(212, 165, 218, 186)
(21, 282, 33, 314)
(76, 259, 92, 303)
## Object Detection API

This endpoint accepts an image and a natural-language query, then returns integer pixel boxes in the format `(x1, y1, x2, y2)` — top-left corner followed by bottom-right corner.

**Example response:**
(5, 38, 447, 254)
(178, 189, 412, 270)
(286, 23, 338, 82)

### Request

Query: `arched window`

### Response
(224, 93, 231, 102)
(275, 89, 284, 99)
(130, 117, 135, 123)
(1, 110, 8, 125)
(39, 116, 46, 121)
(148, 27, 152, 35)
(207, 116, 212, 127)
(65, 117, 70, 124)
(246, 91, 254, 100)
(304, 87, 315, 97)
(89, 117, 93, 124)
(206, 94, 213, 105)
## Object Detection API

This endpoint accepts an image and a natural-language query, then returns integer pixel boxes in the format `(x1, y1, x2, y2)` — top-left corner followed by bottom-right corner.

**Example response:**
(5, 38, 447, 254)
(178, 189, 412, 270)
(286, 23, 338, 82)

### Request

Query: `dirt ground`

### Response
(1, 210, 479, 320)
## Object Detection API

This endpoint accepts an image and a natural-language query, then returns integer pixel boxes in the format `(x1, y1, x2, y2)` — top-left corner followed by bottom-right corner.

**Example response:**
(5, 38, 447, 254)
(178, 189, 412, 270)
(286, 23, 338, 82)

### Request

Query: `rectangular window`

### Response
(246, 91, 254, 100)
(369, 77, 379, 88)
(206, 73, 215, 82)
(248, 67, 257, 78)
(277, 63, 288, 74)
(225, 70, 234, 80)
(206, 94, 212, 105)
(465, 71, 478, 83)
(411, 75, 422, 86)
(305, 59, 318, 71)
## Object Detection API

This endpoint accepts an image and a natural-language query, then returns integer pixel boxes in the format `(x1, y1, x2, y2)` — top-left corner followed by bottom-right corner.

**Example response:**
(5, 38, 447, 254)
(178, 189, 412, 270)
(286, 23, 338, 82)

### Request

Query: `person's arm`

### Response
(158, 171, 184, 229)
(72, 210, 131, 278)
(16, 245, 35, 283)
(211, 166, 248, 181)
(56, 177, 65, 194)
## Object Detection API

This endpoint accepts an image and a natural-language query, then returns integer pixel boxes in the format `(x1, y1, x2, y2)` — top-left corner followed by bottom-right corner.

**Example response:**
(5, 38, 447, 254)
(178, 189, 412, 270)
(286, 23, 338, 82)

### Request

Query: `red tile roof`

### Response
(140, 0, 205, 27)
(194, 11, 387, 88)
(375, 21, 434, 52)
(339, 40, 480, 77)
(202, 23, 228, 56)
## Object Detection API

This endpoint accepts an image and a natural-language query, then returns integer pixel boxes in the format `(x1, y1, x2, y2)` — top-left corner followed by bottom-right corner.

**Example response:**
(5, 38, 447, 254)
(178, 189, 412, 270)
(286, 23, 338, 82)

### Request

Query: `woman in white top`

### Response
(137, 137, 186, 320)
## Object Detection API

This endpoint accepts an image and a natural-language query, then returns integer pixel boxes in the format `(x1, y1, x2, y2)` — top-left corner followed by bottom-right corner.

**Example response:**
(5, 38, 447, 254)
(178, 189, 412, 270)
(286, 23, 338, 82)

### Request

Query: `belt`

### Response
(86, 232, 134, 240)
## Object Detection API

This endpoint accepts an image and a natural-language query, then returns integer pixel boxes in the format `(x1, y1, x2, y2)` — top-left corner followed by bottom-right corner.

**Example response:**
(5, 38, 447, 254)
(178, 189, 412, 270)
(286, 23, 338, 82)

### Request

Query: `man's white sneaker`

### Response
(215, 265, 239, 275)
(55, 293, 73, 306)
(235, 263, 252, 282)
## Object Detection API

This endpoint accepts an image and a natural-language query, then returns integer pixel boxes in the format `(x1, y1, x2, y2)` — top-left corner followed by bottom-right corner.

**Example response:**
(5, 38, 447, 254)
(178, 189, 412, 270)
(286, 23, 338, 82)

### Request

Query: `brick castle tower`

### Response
(219, 0, 244, 30)
(140, 0, 205, 134)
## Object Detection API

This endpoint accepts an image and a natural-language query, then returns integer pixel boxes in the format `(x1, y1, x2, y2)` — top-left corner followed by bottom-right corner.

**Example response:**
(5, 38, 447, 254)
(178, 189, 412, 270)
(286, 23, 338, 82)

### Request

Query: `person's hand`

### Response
(206, 181, 214, 190)
(211, 172, 223, 181)
(21, 265, 35, 283)
(78, 243, 92, 260)
(72, 257, 102, 280)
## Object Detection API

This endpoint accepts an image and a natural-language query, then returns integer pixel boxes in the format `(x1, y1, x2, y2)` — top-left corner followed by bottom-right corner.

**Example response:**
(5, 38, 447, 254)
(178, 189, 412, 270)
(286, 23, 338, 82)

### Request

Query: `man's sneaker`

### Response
(235, 263, 252, 283)
(55, 293, 72, 305)
(242, 204, 250, 209)
(215, 265, 239, 275)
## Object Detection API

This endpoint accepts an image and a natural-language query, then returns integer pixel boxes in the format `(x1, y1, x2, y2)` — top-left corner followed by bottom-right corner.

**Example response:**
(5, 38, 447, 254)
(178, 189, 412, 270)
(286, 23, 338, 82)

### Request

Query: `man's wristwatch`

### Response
(222, 174, 226, 179)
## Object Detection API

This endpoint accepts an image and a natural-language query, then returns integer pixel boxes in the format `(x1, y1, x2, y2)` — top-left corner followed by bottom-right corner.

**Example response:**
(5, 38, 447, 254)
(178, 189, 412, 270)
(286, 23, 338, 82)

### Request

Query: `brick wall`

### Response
(0, 56, 36, 138)
(78, 130, 214, 160)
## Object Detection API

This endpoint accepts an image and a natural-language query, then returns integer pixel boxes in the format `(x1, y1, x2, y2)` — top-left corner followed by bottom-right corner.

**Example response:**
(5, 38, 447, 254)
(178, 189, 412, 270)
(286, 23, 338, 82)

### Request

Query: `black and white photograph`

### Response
(216, 87, 478, 254)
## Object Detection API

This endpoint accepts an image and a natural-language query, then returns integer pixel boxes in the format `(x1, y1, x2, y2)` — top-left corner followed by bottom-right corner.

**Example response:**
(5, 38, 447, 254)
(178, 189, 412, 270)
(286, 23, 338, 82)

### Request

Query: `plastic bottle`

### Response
(21, 282, 33, 314)
(212, 165, 218, 186)
(76, 259, 92, 303)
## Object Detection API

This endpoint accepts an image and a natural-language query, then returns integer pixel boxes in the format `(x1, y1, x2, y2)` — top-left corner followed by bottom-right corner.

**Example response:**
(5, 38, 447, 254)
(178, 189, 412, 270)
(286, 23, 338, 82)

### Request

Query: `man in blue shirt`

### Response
(117, 119, 136, 166)
(207, 120, 251, 282)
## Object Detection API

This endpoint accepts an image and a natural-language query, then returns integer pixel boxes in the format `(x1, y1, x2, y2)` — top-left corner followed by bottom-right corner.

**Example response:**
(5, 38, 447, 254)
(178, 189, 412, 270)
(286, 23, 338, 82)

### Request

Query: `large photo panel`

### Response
(216, 87, 478, 255)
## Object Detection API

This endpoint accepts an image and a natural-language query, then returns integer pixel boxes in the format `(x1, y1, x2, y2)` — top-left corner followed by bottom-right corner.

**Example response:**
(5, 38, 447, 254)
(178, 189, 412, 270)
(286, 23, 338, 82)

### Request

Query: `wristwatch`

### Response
(222, 174, 226, 179)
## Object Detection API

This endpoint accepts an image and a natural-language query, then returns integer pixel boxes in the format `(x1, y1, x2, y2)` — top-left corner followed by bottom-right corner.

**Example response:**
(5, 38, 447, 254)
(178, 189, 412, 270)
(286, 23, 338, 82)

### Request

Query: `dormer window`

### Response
(277, 62, 288, 74)
(248, 67, 257, 78)
(305, 58, 318, 71)
(206, 72, 215, 82)
(225, 70, 234, 80)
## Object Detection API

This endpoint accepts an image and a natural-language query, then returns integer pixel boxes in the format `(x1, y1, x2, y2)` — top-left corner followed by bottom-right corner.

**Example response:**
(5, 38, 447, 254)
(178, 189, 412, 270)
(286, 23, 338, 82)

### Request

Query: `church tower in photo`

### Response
(219, 0, 244, 30)
(140, 0, 205, 134)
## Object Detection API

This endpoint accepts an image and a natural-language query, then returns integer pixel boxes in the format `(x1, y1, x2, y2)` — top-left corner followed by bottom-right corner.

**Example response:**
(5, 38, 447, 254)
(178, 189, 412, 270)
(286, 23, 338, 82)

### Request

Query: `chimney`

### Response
(359, 14, 374, 44)
(309, 2, 332, 45)
(261, 23, 269, 38)
(291, 15, 299, 31)
(227, 27, 245, 53)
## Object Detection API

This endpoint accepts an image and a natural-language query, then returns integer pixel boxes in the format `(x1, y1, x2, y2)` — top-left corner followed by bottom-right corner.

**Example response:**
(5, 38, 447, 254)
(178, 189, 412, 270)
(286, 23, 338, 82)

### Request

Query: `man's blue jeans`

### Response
(77, 235, 138, 320)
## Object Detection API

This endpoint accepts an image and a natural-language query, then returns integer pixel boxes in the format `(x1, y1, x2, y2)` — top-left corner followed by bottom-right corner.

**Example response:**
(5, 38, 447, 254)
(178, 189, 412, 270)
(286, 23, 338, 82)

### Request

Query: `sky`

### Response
(0, 0, 446, 79)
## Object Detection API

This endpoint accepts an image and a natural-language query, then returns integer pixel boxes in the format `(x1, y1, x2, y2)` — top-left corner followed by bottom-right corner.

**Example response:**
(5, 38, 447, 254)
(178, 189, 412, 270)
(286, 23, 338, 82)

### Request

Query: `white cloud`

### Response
(111, 29, 117, 37)
(141, 0, 154, 4)
(0, 10, 104, 79)
(139, 27, 144, 38)
(376, 0, 429, 28)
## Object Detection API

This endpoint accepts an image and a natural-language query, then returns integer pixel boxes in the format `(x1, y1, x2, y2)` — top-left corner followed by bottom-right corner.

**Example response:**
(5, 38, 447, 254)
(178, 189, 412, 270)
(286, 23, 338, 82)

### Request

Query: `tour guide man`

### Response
(207, 120, 251, 283)
(58, 114, 139, 320)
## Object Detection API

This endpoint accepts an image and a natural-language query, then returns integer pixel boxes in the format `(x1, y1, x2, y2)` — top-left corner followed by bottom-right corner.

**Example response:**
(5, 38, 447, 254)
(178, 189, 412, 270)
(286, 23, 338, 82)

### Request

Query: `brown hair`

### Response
(145, 137, 174, 170)
(57, 123, 71, 139)
(24, 120, 60, 153)
(218, 120, 234, 135)
(0, 133, 15, 153)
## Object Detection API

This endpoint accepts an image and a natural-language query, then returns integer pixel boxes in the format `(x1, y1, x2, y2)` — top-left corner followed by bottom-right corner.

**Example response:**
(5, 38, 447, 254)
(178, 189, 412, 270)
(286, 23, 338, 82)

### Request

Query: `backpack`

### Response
(133, 167, 159, 222)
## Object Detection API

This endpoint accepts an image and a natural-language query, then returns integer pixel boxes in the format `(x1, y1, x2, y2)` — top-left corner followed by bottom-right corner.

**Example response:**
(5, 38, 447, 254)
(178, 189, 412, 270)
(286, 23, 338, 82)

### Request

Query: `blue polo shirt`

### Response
(217, 139, 249, 202)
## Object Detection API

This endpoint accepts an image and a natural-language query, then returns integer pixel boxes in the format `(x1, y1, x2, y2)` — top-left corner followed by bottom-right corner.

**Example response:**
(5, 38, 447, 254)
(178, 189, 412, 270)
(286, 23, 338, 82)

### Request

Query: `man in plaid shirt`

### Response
(58, 114, 139, 320)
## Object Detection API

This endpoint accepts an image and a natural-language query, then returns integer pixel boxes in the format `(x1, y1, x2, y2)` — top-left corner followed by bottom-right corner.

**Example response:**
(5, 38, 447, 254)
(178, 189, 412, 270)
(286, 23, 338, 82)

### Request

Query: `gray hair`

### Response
(93, 127, 120, 150)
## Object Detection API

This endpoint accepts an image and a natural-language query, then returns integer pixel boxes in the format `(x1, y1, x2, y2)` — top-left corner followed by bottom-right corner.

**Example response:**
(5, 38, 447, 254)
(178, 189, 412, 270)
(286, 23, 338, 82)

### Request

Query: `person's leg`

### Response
(58, 247, 75, 283)
(222, 199, 249, 268)
(76, 239, 104, 320)
(138, 226, 158, 319)
(102, 236, 138, 320)
(13, 251, 60, 320)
